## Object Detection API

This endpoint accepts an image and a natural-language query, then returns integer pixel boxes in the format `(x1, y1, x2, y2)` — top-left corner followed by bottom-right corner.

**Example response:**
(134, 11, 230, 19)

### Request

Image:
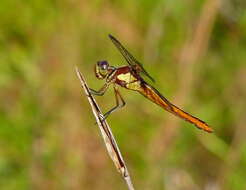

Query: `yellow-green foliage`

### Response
(0, 0, 245, 189)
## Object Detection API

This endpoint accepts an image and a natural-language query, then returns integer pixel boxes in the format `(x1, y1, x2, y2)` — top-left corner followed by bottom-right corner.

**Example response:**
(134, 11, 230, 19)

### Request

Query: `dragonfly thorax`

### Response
(95, 60, 110, 79)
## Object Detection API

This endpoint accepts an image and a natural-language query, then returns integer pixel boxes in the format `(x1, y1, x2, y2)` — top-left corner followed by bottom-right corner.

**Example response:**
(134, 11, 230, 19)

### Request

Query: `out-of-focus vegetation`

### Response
(0, 0, 246, 189)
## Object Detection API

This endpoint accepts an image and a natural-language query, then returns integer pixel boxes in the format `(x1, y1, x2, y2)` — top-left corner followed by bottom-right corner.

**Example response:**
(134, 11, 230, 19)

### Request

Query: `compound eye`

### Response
(97, 61, 108, 70)
(102, 64, 107, 70)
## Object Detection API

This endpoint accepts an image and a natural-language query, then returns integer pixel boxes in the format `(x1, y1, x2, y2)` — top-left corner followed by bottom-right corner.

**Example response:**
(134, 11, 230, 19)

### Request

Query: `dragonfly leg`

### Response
(89, 83, 109, 96)
(101, 86, 126, 120)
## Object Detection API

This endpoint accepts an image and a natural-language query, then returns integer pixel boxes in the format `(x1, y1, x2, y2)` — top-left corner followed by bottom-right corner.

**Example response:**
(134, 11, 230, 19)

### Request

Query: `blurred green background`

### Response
(0, 0, 246, 189)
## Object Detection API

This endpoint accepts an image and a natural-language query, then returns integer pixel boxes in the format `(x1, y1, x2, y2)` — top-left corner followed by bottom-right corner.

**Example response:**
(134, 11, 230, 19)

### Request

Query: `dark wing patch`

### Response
(108, 34, 155, 83)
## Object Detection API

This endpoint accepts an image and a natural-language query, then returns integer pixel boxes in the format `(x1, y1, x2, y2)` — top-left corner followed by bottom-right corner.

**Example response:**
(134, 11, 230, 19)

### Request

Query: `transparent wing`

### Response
(109, 34, 155, 82)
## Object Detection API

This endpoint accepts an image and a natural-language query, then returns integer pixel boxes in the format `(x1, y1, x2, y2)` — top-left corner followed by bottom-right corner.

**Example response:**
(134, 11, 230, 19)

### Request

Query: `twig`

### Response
(75, 67, 134, 190)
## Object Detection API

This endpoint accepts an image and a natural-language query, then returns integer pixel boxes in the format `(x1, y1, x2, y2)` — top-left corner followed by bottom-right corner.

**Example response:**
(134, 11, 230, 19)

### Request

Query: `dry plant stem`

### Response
(145, 1, 220, 188)
(75, 67, 135, 190)
(149, 0, 220, 159)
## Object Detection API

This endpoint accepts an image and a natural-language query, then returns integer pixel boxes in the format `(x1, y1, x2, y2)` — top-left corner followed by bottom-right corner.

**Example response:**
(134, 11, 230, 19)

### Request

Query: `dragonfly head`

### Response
(95, 60, 109, 79)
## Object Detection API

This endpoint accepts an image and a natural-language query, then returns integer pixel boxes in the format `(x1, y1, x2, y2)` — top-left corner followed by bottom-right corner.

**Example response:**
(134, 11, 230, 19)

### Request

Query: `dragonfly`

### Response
(89, 34, 213, 133)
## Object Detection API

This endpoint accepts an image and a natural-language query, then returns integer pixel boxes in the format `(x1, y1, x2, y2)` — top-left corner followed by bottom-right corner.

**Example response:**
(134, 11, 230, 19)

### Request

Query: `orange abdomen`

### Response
(138, 82, 213, 133)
